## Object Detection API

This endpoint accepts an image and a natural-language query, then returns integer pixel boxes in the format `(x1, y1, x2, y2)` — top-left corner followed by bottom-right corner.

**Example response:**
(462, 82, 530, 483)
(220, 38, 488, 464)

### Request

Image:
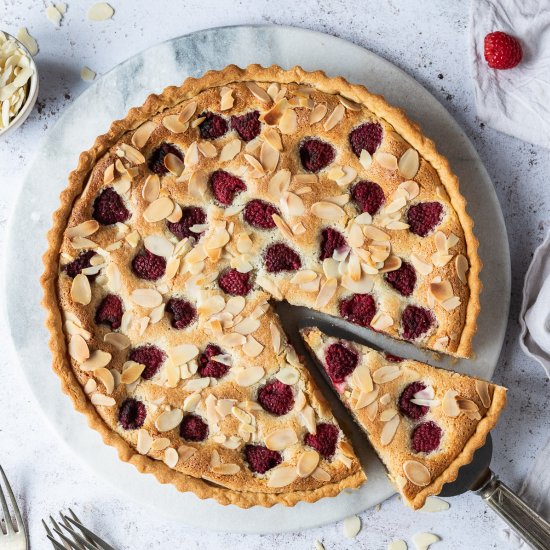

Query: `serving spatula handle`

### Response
(476, 469, 550, 550)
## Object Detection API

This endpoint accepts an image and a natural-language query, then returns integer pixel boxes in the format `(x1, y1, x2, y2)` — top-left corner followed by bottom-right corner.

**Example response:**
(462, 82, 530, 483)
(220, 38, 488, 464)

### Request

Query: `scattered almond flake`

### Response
(260, 140, 279, 172)
(155, 409, 183, 432)
(430, 280, 453, 302)
(434, 231, 448, 254)
(297, 450, 320, 478)
(144, 234, 174, 258)
(379, 392, 391, 406)
(143, 196, 174, 223)
(66, 220, 99, 239)
(268, 169, 291, 199)
(411, 532, 440, 550)
(441, 295, 461, 311)
(242, 335, 264, 358)
(46, 4, 63, 25)
(276, 366, 300, 385)
(410, 253, 433, 275)
(198, 141, 217, 158)
(219, 86, 234, 110)
(265, 427, 298, 451)
(419, 496, 450, 513)
(164, 447, 179, 468)
(343, 515, 361, 539)
(314, 541, 325, 550)
(219, 138, 241, 162)
(372, 365, 401, 384)
(244, 153, 265, 177)
(279, 108, 298, 134)
(162, 114, 188, 134)
(69, 334, 90, 363)
(178, 101, 197, 123)
(120, 361, 145, 384)
(457, 397, 479, 413)
(246, 82, 271, 103)
(136, 429, 153, 455)
(380, 414, 400, 446)
(212, 463, 241, 475)
(455, 254, 469, 284)
(311, 201, 346, 221)
(359, 149, 372, 170)
(261, 98, 288, 125)
(90, 393, 115, 407)
(104, 332, 130, 351)
(256, 275, 283, 300)
(267, 466, 298, 488)
(351, 363, 374, 393)
(362, 225, 390, 241)
(235, 366, 264, 387)
(374, 151, 398, 170)
(80, 350, 112, 372)
(131, 121, 156, 149)
(164, 152, 184, 175)
(312, 467, 331, 482)
(354, 388, 379, 410)
(323, 104, 345, 131)
(95, 367, 114, 394)
(16, 28, 38, 56)
(403, 460, 431, 487)
(80, 66, 96, 81)
(270, 322, 282, 354)
(398, 180, 420, 200)
(262, 127, 283, 151)
(388, 541, 407, 550)
(221, 332, 246, 347)
(178, 445, 196, 462)
(379, 408, 398, 422)
(370, 311, 393, 331)
(151, 438, 171, 452)
(232, 316, 260, 335)
(315, 277, 337, 308)
(398, 148, 420, 179)
(70, 273, 91, 305)
(87, 2, 114, 21)
(475, 379, 491, 408)
(131, 288, 162, 308)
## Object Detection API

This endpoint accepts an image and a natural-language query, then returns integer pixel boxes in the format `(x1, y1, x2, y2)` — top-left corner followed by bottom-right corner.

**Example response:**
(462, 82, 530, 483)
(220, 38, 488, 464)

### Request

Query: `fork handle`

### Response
(476, 469, 550, 550)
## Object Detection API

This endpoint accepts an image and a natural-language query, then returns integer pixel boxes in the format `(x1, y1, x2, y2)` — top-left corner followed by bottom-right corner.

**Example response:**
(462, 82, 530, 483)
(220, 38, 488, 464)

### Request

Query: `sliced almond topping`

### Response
(178, 101, 197, 123)
(398, 180, 420, 200)
(457, 397, 479, 412)
(70, 236, 98, 250)
(403, 460, 431, 487)
(309, 103, 327, 124)
(219, 138, 241, 162)
(455, 254, 469, 285)
(184, 378, 210, 392)
(131, 288, 162, 308)
(380, 255, 402, 273)
(120, 361, 145, 384)
(268, 169, 291, 199)
(363, 225, 390, 241)
(411, 253, 433, 275)
(256, 275, 283, 300)
(398, 148, 419, 179)
(144, 234, 174, 258)
(104, 332, 130, 351)
(103, 163, 115, 184)
(246, 82, 271, 103)
(270, 322, 282, 354)
(164, 153, 184, 176)
(383, 195, 407, 214)
(69, 334, 90, 363)
(131, 121, 156, 149)
(225, 295, 245, 316)
(323, 104, 345, 131)
(198, 141, 217, 158)
(311, 201, 345, 221)
(170, 343, 199, 366)
(434, 231, 448, 254)
(442, 389, 460, 417)
(143, 196, 174, 223)
(219, 86, 234, 110)
(81, 350, 112, 372)
(242, 336, 264, 358)
(118, 143, 145, 165)
(370, 311, 393, 331)
(411, 533, 440, 549)
(283, 191, 306, 217)
(279, 108, 298, 134)
(221, 332, 247, 347)
(87, 2, 114, 21)
(343, 516, 361, 539)
(155, 409, 183, 433)
(354, 388, 379, 410)
(265, 427, 298, 451)
(475, 379, 491, 408)
(141, 174, 160, 203)
(162, 447, 178, 468)
(297, 450, 320, 478)
(162, 114, 188, 133)
(95, 367, 114, 394)
(312, 467, 331, 482)
(360, 149, 372, 170)
(441, 296, 461, 311)
(71, 274, 91, 305)
(233, 317, 261, 335)
(379, 408, 398, 422)
(276, 366, 300, 385)
(136, 429, 153, 455)
(235, 366, 264, 387)
(430, 280, 453, 302)
(372, 365, 401, 384)
(267, 466, 299, 488)
(290, 270, 318, 285)
(212, 463, 241, 475)
(351, 363, 374, 393)
(315, 277, 337, 308)
(261, 98, 288, 126)
(272, 214, 293, 241)
(66, 220, 99, 239)
(339, 96, 361, 111)
(374, 151, 398, 171)
(90, 393, 116, 407)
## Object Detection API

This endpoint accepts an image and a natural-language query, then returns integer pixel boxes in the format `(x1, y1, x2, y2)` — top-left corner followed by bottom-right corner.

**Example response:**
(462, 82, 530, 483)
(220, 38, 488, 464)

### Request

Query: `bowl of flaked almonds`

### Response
(0, 30, 38, 138)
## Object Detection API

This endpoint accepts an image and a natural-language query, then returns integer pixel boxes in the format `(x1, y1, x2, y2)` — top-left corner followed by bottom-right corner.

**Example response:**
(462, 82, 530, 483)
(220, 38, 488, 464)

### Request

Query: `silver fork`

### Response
(0, 465, 27, 550)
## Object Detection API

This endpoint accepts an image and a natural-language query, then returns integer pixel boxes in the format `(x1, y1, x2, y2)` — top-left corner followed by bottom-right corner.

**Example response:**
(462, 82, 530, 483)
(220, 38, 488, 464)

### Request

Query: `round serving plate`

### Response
(3, 25, 510, 533)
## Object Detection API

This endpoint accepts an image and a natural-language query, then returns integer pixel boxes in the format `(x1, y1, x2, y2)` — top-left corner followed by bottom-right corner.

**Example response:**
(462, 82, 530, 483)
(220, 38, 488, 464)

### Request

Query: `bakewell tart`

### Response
(41, 64, 482, 507)
(301, 327, 506, 509)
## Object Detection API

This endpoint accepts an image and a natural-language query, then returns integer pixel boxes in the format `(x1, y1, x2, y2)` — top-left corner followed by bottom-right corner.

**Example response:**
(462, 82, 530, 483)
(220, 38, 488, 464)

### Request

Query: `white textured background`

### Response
(0, 1, 548, 549)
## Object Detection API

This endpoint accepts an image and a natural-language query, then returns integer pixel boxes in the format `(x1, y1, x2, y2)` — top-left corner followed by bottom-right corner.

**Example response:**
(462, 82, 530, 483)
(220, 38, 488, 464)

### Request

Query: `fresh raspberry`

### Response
(132, 250, 166, 281)
(231, 111, 261, 141)
(325, 342, 358, 384)
(198, 344, 229, 379)
(304, 423, 339, 460)
(148, 143, 184, 176)
(165, 298, 196, 329)
(118, 398, 146, 430)
(399, 382, 428, 420)
(166, 206, 206, 241)
(218, 269, 252, 296)
(401, 305, 434, 340)
(92, 188, 130, 225)
(198, 112, 228, 139)
(351, 180, 385, 215)
(63, 250, 96, 278)
(179, 414, 208, 442)
(411, 421, 442, 453)
(349, 122, 383, 157)
(385, 353, 403, 363)
(257, 380, 294, 416)
(484, 31, 523, 70)
(243, 199, 279, 229)
(264, 243, 301, 273)
(244, 444, 282, 474)
(319, 228, 347, 261)
(209, 170, 247, 206)
(385, 261, 417, 297)
(95, 294, 123, 330)
(339, 294, 377, 328)
(299, 138, 335, 172)
(407, 202, 444, 237)
(129, 345, 166, 380)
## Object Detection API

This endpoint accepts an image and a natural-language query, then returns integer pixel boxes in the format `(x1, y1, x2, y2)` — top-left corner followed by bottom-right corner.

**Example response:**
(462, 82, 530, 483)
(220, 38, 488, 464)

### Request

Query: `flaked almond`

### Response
(403, 460, 431, 487)
(272, 213, 293, 241)
(242, 336, 264, 358)
(370, 311, 393, 331)
(143, 196, 174, 223)
(71, 274, 91, 305)
(265, 427, 298, 451)
(219, 86, 234, 110)
(142, 174, 160, 203)
(155, 409, 183, 432)
(270, 322, 282, 354)
(219, 138, 241, 162)
(261, 98, 288, 126)
(442, 389, 460, 417)
(70, 236, 98, 250)
(411, 253, 433, 275)
(476, 379, 491, 408)
(162, 447, 178, 468)
(312, 467, 331, 482)
(198, 141, 217, 158)
(136, 429, 153, 454)
(104, 332, 130, 350)
(363, 225, 390, 241)
(103, 163, 115, 184)
(374, 151, 398, 170)
(267, 466, 298, 488)
(66, 220, 99, 239)
(132, 121, 156, 149)
(235, 366, 264, 387)
(170, 343, 199, 366)
(212, 463, 240, 475)
(233, 316, 261, 335)
(184, 378, 210, 392)
(412, 533, 440, 549)
(144, 234, 174, 258)
(90, 393, 116, 407)
(315, 277, 337, 308)
(309, 103, 327, 124)
(351, 363, 374, 393)
(455, 254, 469, 285)
(372, 365, 401, 384)
(297, 450, 320, 478)
(441, 296, 461, 311)
(95, 367, 115, 394)
(457, 397, 479, 412)
(164, 153, 184, 176)
(246, 82, 271, 103)
(178, 101, 197, 123)
(268, 169, 291, 199)
(398, 180, 420, 200)
(430, 280, 453, 302)
(119, 143, 145, 165)
(162, 114, 188, 133)
(131, 288, 162, 308)
(290, 270, 318, 285)
(276, 366, 300, 385)
(360, 149, 372, 170)
(323, 104, 345, 131)
(311, 201, 345, 221)
(256, 275, 283, 300)
(398, 148, 419, 179)
(343, 516, 361, 539)
(380, 255, 402, 273)
(339, 96, 361, 111)
(434, 231, 448, 254)
(69, 334, 90, 362)
(282, 191, 306, 217)
(354, 388, 379, 410)
(279, 108, 297, 134)
(221, 332, 247, 347)
(81, 350, 112, 372)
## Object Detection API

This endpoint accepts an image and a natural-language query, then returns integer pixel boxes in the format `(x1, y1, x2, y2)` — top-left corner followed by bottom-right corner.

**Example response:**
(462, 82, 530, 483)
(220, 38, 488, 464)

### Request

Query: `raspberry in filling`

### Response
(257, 380, 294, 416)
(198, 344, 229, 379)
(63, 250, 96, 278)
(167, 206, 206, 240)
(179, 414, 208, 442)
(264, 243, 301, 273)
(401, 305, 434, 340)
(325, 342, 358, 384)
(319, 228, 347, 261)
(95, 294, 123, 329)
(385, 261, 417, 297)
(351, 180, 385, 215)
(165, 298, 196, 329)
(299, 138, 335, 172)
(118, 398, 146, 430)
(243, 199, 279, 229)
(411, 421, 442, 453)
(209, 170, 246, 206)
(304, 423, 339, 460)
(218, 268, 252, 296)
(148, 143, 184, 176)
(129, 345, 166, 380)
(132, 250, 166, 281)
(399, 382, 429, 419)
(231, 111, 261, 141)
(92, 188, 130, 225)
(349, 122, 383, 157)
(407, 202, 444, 237)
(198, 111, 228, 139)
(339, 294, 377, 328)
(244, 444, 282, 474)
(385, 353, 403, 363)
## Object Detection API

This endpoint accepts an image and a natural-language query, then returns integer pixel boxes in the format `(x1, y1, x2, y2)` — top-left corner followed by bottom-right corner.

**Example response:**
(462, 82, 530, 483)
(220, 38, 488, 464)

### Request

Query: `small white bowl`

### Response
(0, 31, 39, 139)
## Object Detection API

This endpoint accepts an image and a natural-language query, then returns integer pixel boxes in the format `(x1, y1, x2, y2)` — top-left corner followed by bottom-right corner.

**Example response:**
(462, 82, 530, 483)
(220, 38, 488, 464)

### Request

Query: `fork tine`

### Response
(66, 510, 101, 549)
(50, 516, 73, 550)
(0, 467, 14, 534)
(59, 523, 99, 550)
(65, 517, 116, 550)
(0, 465, 23, 532)
(52, 526, 83, 550)
(47, 534, 71, 550)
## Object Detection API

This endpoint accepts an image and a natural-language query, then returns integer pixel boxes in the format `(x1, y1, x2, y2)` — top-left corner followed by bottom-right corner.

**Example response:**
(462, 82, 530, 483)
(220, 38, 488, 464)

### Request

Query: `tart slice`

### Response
(301, 327, 506, 509)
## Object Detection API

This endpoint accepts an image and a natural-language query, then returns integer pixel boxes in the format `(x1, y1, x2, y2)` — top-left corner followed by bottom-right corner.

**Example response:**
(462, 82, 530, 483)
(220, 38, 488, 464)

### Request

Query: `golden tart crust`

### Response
(42, 64, 481, 508)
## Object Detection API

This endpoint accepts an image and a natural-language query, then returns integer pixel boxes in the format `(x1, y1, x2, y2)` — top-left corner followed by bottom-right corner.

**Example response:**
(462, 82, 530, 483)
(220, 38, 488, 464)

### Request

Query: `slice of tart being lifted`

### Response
(300, 327, 507, 509)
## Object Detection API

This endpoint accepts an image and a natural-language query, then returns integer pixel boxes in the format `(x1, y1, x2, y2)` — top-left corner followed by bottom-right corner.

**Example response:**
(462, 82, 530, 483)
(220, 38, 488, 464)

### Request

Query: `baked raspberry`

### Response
(92, 188, 130, 225)
(209, 170, 247, 206)
(325, 342, 358, 384)
(299, 138, 335, 172)
(166, 298, 196, 329)
(401, 305, 434, 340)
(129, 345, 166, 380)
(351, 181, 385, 215)
(179, 414, 208, 442)
(484, 31, 523, 70)
(167, 206, 206, 240)
(95, 294, 123, 329)
(304, 423, 339, 460)
(412, 421, 442, 453)
(407, 202, 444, 237)
(132, 250, 166, 281)
(385, 261, 417, 297)
(63, 250, 96, 278)
(244, 444, 282, 474)
(218, 269, 252, 296)
(319, 228, 347, 261)
(198, 111, 228, 140)
(198, 344, 229, 379)
(399, 382, 428, 420)
(231, 111, 261, 141)
(339, 294, 377, 328)
(257, 380, 294, 416)
(243, 199, 279, 229)
(264, 243, 301, 273)
(148, 143, 184, 176)
(349, 122, 383, 157)
(118, 398, 146, 430)
(385, 353, 403, 363)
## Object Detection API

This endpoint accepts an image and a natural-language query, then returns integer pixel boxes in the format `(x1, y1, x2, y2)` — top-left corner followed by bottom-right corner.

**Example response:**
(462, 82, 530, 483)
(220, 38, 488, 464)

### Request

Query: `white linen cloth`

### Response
(469, 0, 550, 148)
